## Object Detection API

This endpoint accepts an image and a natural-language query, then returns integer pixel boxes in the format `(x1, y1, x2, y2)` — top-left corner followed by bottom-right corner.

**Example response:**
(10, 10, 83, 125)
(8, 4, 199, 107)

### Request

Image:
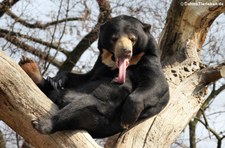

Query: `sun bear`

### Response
(19, 15, 169, 138)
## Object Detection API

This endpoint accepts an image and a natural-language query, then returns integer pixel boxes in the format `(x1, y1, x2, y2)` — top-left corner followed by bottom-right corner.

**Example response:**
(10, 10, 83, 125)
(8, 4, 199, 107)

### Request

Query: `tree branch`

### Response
(194, 65, 225, 93)
(0, 32, 62, 68)
(0, 28, 69, 56)
(0, 0, 19, 17)
(5, 8, 87, 29)
(200, 65, 225, 85)
(59, 0, 112, 71)
(0, 130, 5, 148)
(189, 121, 197, 148)
(189, 82, 225, 148)
(197, 110, 224, 148)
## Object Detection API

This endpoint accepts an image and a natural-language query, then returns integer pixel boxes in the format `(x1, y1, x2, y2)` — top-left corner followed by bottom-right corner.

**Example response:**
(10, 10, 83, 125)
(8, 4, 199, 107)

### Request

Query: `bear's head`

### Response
(98, 15, 157, 83)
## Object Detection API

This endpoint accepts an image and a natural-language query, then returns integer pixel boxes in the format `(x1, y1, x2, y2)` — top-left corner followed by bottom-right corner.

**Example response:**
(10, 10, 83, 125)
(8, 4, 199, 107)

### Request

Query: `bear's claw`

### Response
(31, 118, 53, 134)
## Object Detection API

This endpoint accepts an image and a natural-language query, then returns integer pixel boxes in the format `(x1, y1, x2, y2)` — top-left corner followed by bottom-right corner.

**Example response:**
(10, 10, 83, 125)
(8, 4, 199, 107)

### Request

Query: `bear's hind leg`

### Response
(19, 56, 54, 95)
(31, 98, 100, 135)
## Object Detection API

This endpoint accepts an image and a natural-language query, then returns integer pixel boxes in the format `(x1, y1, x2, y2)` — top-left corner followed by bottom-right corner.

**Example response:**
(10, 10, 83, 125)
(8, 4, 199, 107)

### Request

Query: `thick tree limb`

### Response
(0, 51, 101, 148)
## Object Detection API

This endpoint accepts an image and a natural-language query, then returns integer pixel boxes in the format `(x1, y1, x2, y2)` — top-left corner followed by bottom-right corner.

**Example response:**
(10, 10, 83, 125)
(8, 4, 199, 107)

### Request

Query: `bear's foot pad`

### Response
(19, 56, 43, 84)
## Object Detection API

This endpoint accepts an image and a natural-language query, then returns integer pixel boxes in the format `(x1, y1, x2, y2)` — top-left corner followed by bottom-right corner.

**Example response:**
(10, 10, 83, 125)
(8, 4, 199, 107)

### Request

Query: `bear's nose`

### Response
(122, 48, 132, 54)
(121, 49, 132, 59)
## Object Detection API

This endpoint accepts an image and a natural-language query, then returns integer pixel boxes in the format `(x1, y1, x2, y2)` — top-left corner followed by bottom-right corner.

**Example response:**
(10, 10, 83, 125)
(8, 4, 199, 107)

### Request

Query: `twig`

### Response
(0, 28, 69, 56)
(59, 0, 112, 71)
(189, 82, 225, 148)
(0, 0, 19, 17)
(0, 32, 62, 67)
(5, 8, 85, 29)
(42, 0, 64, 74)
(197, 111, 224, 148)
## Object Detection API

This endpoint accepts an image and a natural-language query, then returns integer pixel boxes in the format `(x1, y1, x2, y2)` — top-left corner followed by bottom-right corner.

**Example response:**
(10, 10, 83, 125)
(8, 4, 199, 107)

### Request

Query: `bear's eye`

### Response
(111, 35, 118, 42)
(129, 35, 137, 45)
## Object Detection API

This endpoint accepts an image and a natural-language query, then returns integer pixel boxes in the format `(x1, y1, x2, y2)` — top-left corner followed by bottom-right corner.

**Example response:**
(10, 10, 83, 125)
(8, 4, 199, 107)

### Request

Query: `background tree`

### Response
(0, 0, 225, 147)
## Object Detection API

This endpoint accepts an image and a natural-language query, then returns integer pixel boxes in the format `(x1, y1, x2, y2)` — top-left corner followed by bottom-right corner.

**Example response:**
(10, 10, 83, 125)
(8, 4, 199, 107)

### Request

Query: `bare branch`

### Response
(0, 0, 19, 17)
(0, 28, 69, 56)
(0, 32, 62, 68)
(42, 0, 66, 73)
(197, 111, 224, 148)
(189, 121, 197, 148)
(0, 130, 5, 148)
(189, 83, 225, 148)
(5, 8, 87, 29)
(59, 0, 112, 71)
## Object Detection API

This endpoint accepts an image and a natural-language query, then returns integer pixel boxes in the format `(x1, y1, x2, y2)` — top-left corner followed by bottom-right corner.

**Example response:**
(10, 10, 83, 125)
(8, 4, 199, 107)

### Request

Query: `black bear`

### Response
(19, 15, 169, 138)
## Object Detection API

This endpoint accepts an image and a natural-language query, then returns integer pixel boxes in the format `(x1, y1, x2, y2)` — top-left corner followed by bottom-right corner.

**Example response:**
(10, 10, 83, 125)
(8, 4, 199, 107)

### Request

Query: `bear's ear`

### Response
(142, 23, 151, 32)
(100, 23, 106, 31)
(99, 17, 112, 31)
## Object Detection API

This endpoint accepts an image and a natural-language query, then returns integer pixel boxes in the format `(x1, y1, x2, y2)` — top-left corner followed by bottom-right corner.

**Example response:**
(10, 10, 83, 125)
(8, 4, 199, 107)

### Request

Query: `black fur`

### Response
(30, 15, 169, 138)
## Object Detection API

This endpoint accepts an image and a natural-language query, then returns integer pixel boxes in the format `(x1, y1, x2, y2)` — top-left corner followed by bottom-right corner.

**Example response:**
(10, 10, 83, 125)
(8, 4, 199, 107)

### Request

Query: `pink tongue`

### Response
(114, 58, 129, 83)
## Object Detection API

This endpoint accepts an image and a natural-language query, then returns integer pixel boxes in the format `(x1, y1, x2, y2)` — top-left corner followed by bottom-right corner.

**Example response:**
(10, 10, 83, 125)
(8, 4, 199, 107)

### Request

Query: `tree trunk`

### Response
(0, 0, 225, 148)
(112, 0, 225, 147)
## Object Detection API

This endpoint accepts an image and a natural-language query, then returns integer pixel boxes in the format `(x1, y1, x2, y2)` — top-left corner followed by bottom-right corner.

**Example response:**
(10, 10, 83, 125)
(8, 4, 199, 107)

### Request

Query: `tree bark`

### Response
(0, 0, 225, 148)
(0, 51, 101, 148)
(111, 0, 225, 147)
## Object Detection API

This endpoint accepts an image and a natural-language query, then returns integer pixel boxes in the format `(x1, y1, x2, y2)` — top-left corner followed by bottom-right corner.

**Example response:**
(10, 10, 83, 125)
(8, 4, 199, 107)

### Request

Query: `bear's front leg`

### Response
(120, 94, 144, 129)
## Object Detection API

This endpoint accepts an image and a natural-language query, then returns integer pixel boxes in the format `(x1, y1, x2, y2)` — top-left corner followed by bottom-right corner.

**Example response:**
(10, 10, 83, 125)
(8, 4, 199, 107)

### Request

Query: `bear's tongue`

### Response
(114, 58, 129, 83)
